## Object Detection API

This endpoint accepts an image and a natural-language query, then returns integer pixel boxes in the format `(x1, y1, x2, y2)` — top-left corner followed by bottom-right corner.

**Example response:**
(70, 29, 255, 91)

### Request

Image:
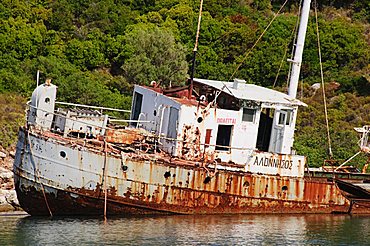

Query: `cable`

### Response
(229, 0, 289, 81)
(315, 1, 333, 158)
(273, 21, 298, 88)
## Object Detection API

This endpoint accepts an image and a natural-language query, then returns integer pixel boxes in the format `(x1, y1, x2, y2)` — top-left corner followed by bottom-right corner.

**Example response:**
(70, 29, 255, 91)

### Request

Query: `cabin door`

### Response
(268, 109, 287, 153)
(167, 107, 179, 139)
(130, 92, 143, 127)
(256, 108, 273, 151)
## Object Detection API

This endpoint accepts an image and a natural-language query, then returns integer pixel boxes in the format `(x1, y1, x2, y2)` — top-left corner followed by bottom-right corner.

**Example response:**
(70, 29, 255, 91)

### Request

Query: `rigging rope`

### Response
(102, 139, 108, 221)
(273, 19, 298, 88)
(314, 1, 333, 158)
(272, 45, 288, 88)
(27, 131, 53, 217)
(229, 0, 289, 81)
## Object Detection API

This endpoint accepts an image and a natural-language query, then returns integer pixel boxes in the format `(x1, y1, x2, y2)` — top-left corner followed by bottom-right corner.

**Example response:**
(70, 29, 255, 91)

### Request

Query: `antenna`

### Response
(36, 70, 40, 87)
(188, 0, 204, 99)
(36, 70, 40, 109)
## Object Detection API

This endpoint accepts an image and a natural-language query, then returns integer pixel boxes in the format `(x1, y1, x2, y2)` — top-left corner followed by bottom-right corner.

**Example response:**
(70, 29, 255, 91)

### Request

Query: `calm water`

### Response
(0, 213, 369, 245)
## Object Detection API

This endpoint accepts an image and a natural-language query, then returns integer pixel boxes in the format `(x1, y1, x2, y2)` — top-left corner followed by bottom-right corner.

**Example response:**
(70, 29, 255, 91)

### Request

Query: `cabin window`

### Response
(216, 125, 232, 151)
(242, 108, 256, 122)
(285, 110, 292, 125)
(278, 109, 293, 126)
(278, 112, 286, 125)
(167, 107, 179, 139)
(131, 92, 143, 127)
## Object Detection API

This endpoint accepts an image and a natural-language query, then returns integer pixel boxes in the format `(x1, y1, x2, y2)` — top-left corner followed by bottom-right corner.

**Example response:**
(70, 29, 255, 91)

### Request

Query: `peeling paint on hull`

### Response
(15, 177, 173, 216)
(13, 128, 370, 216)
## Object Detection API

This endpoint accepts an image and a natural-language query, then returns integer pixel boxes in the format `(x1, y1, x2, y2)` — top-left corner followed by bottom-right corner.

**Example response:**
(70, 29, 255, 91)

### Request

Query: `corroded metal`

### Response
(13, 127, 370, 216)
(105, 128, 145, 144)
(13, 75, 370, 216)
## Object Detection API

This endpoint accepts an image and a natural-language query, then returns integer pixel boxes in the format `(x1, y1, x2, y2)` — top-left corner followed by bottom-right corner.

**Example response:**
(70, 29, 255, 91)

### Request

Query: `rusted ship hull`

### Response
(334, 179, 370, 213)
(13, 174, 351, 216)
(14, 177, 173, 216)
(13, 127, 370, 216)
(335, 179, 370, 200)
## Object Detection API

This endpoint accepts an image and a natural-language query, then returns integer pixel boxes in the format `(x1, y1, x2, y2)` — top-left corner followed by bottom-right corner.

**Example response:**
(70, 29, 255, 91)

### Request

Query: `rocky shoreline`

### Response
(0, 148, 22, 213)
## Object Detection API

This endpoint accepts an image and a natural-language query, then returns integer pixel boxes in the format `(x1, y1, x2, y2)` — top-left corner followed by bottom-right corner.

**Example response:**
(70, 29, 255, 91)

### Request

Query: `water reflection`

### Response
(0, 213, 369, 245)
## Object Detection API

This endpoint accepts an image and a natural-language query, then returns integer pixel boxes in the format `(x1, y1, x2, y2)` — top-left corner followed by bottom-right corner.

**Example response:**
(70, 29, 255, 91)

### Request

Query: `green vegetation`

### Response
(0, 0, 369, 168)
(0, 93, 25, 148)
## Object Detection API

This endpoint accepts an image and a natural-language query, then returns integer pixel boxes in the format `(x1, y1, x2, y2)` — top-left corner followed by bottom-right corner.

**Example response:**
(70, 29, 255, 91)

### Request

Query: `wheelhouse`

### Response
(130, 78, 307, 177)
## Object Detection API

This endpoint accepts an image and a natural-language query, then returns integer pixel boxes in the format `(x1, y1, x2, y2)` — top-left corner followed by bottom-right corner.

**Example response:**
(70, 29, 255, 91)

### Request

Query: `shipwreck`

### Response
(13, 0, 370, 216)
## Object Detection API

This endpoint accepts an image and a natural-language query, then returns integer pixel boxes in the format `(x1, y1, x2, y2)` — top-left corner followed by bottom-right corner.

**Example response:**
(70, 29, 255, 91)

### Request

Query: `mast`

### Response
(189, 0, 204, 99)
(288, 0, 311, 98)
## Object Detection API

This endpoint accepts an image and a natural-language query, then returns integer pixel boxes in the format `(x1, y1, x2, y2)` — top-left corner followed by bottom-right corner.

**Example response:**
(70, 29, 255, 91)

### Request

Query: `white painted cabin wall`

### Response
(28, 83, 57, 130)
(176, 104, 261, 164)
(282, 106, 298, 154)
(133, 86, 181, 154)
(175, 105, 198, 156)
(132, 86, 299, 165)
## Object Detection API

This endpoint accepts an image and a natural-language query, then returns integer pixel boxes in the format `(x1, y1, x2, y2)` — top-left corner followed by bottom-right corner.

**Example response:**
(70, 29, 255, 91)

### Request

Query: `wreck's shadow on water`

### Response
(0, 214, 369, 245)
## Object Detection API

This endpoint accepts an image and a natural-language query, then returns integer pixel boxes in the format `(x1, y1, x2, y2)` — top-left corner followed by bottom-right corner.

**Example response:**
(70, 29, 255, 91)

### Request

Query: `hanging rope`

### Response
(272, 47, 288, 88)
(102, 139, 108, 221)
(229, 0, 289, 81)
(314, 1, 333, 158)
(27, 131, 53, 217)
(273, 20, 298, 88)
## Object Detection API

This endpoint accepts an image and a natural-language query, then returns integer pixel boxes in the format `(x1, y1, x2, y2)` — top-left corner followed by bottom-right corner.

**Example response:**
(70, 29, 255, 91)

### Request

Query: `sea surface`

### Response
(0, 212, 369, 245)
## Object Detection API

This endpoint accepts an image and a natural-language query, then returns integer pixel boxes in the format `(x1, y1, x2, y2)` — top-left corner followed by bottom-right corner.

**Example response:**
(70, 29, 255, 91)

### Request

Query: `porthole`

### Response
(121, 165, 128, 172)
(197, 117, 203, 123)
(45, 97, 50, 103)
(203, 176, 211, 184)
(153, 110, 157, 116)
(60, 151, 66, 158)
(164, 171, 171, 179)
(282, 185, 288, 191)
(243, 181, 250, 188)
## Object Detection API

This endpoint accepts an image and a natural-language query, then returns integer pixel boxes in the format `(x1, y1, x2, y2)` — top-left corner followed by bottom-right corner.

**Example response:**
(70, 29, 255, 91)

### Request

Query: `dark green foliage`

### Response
(121, 24, 188, 86)
(0, 0, 369, 170)
(0, 93, 26, 148)
(303, 15, 369, 90)
(294, 86, 370, 167)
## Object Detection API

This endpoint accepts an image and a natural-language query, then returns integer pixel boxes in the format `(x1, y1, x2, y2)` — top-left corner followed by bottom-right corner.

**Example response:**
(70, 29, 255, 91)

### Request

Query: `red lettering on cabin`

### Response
(217, 118, 237, 124)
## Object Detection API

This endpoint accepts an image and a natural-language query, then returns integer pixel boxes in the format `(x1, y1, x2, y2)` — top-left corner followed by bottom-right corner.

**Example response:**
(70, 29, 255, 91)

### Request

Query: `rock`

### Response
(0, 167, 13, 179)
(9, 151, 15, 158)
(0, 191, 6, 205)
(0, 189, 21, 212)
(5, 190, 19, 206)
(0, 151, 6, 159)
(310, 83, 321, 90)
(328, 81, 340, 91)
(2, 156, 14, 170)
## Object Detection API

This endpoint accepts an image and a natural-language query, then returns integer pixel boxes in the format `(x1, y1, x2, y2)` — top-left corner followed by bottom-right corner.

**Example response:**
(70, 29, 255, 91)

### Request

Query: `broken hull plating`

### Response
(13, 128, 368, 216)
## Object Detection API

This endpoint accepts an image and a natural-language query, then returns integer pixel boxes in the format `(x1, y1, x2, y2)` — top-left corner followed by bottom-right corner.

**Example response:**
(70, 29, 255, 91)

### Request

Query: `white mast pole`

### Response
(36, 70, 40, 109)
(288, 0, 311, 98)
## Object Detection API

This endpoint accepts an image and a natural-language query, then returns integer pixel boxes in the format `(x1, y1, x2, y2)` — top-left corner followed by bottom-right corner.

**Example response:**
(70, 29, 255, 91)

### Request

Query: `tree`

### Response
(0, 17, 47, 60)
(121, 24, 188, 86)
(65, 35, 108, 70)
